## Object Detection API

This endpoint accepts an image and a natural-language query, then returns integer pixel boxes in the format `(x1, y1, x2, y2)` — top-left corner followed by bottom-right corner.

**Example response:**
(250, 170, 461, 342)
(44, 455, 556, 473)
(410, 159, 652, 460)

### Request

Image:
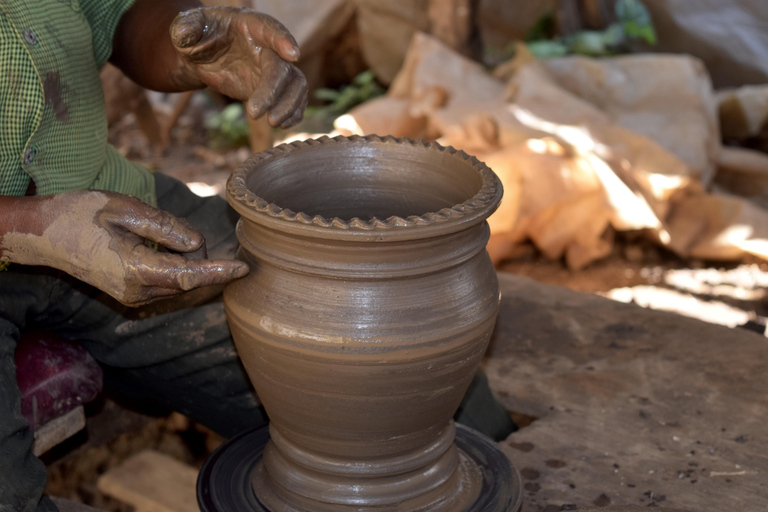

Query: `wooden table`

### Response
(486, 273, 767, 512)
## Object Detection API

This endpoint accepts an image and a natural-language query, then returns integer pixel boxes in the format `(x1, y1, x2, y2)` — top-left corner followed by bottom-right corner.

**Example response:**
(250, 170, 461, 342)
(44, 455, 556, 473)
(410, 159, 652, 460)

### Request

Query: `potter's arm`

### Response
(110, 0, 202, 93)
(0, 192, 248, 307)
(110, 0, 308, 127)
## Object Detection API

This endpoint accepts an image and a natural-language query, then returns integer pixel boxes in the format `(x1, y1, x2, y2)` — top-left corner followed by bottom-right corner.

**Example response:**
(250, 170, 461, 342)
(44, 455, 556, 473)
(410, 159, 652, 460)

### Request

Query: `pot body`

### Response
(224, 136, 503, 511)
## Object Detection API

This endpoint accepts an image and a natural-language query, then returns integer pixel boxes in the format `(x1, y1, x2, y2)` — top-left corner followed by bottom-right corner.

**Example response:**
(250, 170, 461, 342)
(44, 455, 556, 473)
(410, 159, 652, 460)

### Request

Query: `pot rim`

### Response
(226, 134, 503, 241)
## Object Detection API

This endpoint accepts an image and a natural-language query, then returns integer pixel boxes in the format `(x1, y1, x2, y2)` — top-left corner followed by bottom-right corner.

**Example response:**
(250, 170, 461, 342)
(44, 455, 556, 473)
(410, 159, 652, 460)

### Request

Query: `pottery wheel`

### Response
(197, 423, 522, 512)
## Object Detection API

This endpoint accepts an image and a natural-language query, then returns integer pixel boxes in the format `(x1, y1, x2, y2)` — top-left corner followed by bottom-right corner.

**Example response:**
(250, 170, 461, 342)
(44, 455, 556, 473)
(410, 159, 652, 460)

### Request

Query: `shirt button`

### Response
(23, 147, 35, 164)
(23, 29, 38, 46)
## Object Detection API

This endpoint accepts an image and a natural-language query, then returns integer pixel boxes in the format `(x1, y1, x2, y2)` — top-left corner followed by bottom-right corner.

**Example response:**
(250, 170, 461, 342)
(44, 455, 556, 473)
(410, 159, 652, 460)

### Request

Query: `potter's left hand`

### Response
(170, 7, 308, 128)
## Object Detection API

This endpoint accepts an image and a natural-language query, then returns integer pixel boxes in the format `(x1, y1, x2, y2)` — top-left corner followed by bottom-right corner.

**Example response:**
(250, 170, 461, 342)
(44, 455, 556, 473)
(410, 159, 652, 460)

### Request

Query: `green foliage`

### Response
(615, 0, 657, 44)
(568, 30, 612, 56)
(205, 71, 386, 141)
(526, 40, 568, 59)
(526, 11, 557, 42)
(302, 70, 386, 132)
(312, 70, 385, 117)
(525, 0, 657, 59)
(205, 103, 250, 150)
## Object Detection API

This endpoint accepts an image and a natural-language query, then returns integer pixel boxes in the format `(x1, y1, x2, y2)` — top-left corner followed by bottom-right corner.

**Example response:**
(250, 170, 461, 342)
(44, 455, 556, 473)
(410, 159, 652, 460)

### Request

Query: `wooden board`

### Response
(485, 273, 767, 511)
(33, 406, 85, 456)
(97, 450, 199, 512)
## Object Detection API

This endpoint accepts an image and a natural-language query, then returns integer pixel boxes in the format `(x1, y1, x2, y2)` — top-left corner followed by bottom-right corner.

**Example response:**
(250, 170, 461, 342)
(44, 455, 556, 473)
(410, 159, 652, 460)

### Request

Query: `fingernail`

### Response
(186, 234, 203, 250)
(171, 11, 205, 48)
(233, 262, 250, 278)
(283, 42, 300, 61)
(248, 98, 264, 119)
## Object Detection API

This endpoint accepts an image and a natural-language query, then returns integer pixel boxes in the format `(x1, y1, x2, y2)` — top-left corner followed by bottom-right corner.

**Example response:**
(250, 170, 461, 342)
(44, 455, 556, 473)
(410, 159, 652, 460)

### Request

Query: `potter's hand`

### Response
(0, 191, 248, 307)
(170, 7, 308, 128)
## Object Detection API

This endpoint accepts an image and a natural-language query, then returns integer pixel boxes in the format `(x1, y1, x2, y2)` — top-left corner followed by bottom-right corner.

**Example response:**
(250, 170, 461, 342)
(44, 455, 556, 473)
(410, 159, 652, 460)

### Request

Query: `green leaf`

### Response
(568, 31, 609, 56)
(615, 0, 657, 44)
(526, 11, 556, 42)
(314, 88, 341, 102)
(204, 115, 221, 130)
(220, 103, 244, 123)
(602, 23, 626, 47)
(623, 20, 657, 44)
(526, 40, 568, 59)
(615, 0, 652, 26)
(305, 70, 385, 127)
(205, 103, 250, 150)
(353, 70, 377, 86)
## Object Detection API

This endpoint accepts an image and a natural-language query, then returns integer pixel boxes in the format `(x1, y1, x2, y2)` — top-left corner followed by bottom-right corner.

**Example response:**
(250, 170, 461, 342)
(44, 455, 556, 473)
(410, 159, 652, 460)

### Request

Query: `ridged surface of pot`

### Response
(224, 135, 504, 510)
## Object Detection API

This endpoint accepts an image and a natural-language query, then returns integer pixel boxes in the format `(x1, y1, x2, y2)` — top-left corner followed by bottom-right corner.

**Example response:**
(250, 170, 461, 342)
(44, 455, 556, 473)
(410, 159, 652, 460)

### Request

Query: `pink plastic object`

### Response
(15, 332, 103, 431)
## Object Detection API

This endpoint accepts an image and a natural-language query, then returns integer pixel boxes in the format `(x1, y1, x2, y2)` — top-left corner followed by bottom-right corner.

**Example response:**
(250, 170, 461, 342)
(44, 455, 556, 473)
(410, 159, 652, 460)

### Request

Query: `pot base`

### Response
(197, 424, 522, 512)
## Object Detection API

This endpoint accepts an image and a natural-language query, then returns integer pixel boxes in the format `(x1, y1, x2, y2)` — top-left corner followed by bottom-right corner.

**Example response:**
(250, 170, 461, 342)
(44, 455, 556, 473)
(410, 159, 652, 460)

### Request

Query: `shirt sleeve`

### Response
(78, 0, 138, 68)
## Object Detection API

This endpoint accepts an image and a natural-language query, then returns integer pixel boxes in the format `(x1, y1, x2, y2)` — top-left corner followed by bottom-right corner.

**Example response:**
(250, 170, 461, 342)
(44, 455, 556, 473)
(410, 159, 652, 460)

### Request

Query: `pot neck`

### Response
(236, 219, 492, 279)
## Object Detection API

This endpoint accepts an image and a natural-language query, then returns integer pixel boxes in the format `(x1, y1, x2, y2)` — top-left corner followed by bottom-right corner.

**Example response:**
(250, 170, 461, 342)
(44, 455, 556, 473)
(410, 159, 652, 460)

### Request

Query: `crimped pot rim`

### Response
(226, 134, 503, 241)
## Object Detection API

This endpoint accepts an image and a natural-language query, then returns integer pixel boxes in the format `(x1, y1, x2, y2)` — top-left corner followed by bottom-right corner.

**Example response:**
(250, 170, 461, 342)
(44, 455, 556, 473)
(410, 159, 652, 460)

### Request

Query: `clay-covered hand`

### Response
(170, 7, 308, 128)
(0, 191, 248, 307)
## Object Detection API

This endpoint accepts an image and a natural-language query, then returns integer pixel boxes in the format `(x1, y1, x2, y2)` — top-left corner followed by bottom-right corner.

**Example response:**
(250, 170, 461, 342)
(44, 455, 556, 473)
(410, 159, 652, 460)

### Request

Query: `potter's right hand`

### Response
(0, 190, 248, 307)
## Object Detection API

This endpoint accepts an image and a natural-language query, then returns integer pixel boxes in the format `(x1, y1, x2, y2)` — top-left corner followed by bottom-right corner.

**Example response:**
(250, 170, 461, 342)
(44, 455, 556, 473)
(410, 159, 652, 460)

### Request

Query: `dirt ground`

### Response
(43, 109, 768, 510)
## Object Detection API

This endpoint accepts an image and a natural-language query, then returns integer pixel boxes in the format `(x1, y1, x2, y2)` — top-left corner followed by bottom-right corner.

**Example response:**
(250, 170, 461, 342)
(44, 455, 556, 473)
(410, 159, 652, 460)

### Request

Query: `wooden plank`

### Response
(247, 114, 274, 153)
(486, 273, 767, 511)
(33, 406, 85, 456)
(97, 450, 199, 512)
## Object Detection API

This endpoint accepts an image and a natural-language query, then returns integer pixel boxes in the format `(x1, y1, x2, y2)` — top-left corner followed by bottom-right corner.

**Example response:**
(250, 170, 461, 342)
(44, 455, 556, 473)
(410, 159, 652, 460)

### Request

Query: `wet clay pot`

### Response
(224, 135, 504, 511)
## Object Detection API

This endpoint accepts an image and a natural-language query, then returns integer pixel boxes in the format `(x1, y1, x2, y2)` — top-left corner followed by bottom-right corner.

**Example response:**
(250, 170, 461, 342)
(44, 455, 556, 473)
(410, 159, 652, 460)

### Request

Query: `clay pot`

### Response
(224, 135, 503, 511)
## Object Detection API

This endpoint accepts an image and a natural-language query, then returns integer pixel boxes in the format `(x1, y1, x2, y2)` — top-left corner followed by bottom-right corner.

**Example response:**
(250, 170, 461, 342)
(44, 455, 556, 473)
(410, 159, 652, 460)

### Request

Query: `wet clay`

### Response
(224, 135, 504, 510)
(170, 7, 307, 128)
(0, 190, 248, 306)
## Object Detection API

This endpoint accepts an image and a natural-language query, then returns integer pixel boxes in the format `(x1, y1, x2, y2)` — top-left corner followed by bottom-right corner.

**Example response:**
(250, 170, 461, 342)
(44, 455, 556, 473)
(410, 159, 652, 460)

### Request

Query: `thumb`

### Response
(170, 9, 207, 49)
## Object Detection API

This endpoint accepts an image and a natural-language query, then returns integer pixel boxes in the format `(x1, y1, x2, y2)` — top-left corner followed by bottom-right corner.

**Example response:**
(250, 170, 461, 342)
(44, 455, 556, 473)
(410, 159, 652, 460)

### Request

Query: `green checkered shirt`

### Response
(0, 0, 156, 205)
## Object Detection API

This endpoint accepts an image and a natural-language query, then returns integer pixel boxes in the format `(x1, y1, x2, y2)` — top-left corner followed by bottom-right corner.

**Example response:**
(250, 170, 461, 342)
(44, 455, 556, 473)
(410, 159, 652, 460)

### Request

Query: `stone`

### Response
(486, 273, 768, 511)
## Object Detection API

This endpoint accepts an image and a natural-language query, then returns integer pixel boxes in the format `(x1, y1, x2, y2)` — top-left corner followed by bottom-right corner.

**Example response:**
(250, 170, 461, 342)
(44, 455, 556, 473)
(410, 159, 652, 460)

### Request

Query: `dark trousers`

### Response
(0, 174, 266, 512)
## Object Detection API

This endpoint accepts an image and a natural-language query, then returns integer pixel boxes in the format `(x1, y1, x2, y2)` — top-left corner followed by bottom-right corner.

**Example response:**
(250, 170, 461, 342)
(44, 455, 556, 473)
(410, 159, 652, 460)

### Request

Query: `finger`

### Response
(276, 91, 307, 129)
(104, 206, 203, 253)
(170, 8, 229, 65)
(170, 9, 206, 49)
(130, 246, 249, 291)
(279, 102, 305, 130)
(122, 286, 181, 308)
(248, 13, 300, 62)
(185, 239, 208, 260)
(177, 258, 250, 290)
(245, 50, 292, 120)
(268, 68, 308, 127)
